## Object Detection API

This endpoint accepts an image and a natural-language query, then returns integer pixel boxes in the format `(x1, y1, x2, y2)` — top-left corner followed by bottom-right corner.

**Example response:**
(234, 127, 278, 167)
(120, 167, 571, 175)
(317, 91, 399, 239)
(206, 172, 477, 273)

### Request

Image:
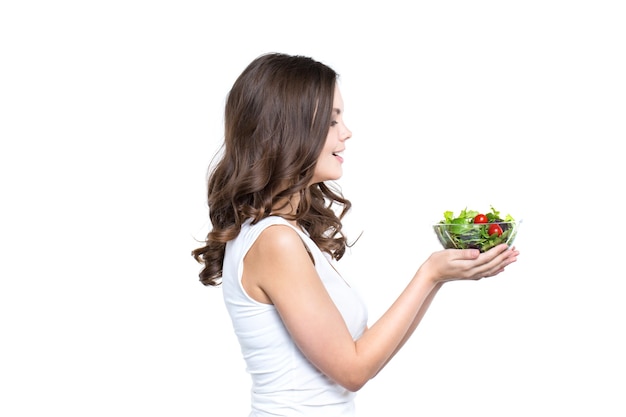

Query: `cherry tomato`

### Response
(488, 223, 503, 236)
(474, 214, 488, 224)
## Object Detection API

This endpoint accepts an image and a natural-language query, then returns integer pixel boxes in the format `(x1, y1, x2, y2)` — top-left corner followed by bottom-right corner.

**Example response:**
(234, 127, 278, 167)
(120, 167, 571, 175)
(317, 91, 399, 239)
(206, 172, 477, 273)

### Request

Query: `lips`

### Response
(332, 151, 344, 163)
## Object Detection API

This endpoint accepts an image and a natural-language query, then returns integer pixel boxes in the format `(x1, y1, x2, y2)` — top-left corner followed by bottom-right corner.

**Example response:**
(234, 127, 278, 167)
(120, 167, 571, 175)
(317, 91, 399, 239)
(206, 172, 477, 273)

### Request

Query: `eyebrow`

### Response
(332, 108, 342, 115)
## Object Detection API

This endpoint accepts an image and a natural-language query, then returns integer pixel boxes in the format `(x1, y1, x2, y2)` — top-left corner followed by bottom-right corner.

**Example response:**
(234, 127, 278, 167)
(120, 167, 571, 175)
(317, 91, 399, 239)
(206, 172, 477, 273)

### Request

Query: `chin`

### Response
(311, 169, 343, 184)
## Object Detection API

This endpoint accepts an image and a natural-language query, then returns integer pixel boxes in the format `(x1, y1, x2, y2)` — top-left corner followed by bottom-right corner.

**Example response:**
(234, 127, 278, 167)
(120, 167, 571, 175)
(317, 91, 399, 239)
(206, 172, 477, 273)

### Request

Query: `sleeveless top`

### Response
(222, 216, 368, 417)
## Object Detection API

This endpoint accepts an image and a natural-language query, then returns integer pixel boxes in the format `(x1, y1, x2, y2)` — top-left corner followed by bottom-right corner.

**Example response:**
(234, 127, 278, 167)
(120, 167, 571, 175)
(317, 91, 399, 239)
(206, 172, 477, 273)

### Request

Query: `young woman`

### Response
(192, 52, 519, 417)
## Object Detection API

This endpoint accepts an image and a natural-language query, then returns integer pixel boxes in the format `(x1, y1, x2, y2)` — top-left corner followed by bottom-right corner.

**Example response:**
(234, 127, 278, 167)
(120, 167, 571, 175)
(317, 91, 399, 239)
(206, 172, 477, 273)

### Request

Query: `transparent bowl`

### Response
(433, 221, 520, 252)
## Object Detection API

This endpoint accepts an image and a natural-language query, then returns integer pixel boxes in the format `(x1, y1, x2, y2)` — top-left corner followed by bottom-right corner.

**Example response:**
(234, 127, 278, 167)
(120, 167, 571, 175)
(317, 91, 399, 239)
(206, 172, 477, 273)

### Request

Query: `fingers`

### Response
(428, 245, 519, 283)
(476, 245, 519, 278)
(450, 245, 515, 280)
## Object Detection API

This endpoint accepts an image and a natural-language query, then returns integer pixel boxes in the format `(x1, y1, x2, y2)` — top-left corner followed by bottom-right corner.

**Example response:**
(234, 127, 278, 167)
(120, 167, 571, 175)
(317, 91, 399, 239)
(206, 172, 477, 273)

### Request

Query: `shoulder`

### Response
(252, 223, 307, 258)
(243, 222, 315, 303)
(245, 216, 303, 247)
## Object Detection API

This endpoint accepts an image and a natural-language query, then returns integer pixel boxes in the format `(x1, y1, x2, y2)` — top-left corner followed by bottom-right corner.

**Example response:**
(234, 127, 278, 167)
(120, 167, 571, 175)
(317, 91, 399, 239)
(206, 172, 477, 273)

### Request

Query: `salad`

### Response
(434, 206, 518, 252)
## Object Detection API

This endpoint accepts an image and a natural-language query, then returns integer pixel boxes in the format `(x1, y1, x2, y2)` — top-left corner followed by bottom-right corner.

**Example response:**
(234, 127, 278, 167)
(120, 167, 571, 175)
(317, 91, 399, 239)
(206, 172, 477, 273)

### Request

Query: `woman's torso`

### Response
(222, 216, 368, 417)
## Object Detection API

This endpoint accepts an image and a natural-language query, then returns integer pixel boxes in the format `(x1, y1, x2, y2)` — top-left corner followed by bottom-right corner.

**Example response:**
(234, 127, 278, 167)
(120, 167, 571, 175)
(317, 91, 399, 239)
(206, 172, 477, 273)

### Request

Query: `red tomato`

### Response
(488, 223, 503, 236)
(474, 214, 488, 224)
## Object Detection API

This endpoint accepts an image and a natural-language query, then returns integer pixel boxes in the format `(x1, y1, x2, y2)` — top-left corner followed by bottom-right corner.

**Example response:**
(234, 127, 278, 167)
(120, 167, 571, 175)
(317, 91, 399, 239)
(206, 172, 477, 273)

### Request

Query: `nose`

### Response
(342, 123, 352, 141)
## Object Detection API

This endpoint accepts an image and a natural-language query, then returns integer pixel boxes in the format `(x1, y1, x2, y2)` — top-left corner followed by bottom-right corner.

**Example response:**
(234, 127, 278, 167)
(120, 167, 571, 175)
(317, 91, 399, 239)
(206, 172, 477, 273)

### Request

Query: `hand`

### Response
(420, 244, 519, 284)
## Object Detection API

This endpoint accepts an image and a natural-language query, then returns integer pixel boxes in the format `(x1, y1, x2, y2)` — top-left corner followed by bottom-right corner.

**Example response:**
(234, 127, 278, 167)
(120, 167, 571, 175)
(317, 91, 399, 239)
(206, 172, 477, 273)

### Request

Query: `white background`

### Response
(1, 1, 625, 416)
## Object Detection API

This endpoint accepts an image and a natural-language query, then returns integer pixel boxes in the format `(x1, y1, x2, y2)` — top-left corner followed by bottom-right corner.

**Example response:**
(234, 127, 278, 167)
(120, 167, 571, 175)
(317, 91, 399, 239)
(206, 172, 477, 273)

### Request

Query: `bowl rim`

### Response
(433, 220, 521, 227)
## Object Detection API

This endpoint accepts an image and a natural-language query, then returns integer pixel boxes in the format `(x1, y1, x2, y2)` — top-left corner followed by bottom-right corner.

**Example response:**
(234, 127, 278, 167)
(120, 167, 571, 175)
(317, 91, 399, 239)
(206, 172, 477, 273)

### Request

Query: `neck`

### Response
(270, 194, 301, 226)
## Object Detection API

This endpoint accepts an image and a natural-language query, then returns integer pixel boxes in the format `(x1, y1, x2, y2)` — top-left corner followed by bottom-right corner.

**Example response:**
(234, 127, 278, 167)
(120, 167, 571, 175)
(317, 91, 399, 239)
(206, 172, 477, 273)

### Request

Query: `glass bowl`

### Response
(433, 221, 520, 252)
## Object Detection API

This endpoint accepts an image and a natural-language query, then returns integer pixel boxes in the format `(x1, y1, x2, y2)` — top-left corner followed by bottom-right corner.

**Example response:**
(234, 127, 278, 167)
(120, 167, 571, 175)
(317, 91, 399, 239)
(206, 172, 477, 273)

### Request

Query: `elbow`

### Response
(323, 352, 380, 392)
(345, 381, 366, 393)
(337, 371, 372, 392)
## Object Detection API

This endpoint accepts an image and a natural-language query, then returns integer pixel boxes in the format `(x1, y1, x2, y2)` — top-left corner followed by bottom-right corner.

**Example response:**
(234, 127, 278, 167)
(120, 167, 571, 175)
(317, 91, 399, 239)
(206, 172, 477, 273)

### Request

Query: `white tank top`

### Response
(222, 216, 368, 417)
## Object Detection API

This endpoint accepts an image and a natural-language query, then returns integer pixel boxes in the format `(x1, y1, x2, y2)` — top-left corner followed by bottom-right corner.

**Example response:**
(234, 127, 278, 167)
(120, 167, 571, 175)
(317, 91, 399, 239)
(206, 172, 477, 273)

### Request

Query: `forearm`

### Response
(354, 275, 442, 382)
(376, 282, 444, 373)
(325, 247, 519, 391)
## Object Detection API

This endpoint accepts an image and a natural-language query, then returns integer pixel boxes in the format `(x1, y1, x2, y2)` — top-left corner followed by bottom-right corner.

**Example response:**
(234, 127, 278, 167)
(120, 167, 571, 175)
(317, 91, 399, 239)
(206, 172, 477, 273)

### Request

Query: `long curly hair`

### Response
(192, 53, 352, 286)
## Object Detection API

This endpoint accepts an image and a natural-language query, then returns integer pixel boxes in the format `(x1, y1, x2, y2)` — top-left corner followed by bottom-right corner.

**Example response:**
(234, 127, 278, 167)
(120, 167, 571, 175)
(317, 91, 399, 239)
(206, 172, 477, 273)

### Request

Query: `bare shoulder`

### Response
(243, 224, 313, 303)
(253, 224, 305, 256)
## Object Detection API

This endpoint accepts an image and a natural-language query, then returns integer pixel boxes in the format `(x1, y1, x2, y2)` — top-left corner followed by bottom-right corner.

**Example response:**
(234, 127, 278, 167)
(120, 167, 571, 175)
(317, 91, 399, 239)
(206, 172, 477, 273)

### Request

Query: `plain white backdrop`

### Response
(1, 1, 625, 416)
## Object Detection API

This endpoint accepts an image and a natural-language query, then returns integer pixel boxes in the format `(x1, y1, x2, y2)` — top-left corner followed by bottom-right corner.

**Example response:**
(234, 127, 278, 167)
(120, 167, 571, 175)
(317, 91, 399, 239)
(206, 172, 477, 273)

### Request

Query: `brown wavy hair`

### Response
(192, 53, 352, 286)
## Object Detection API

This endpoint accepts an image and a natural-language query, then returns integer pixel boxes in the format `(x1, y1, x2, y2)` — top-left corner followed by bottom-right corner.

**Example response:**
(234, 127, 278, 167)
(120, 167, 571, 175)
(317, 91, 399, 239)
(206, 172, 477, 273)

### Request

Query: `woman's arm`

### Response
(371, 244, 518, 373)
(373, 281, 444, 375)
(243, 225, 518, 392)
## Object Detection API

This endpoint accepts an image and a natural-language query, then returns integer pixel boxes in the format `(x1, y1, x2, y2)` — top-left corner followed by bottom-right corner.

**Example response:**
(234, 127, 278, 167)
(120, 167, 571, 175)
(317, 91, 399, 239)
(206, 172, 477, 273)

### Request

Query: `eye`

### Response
(330, 120, 338, 127)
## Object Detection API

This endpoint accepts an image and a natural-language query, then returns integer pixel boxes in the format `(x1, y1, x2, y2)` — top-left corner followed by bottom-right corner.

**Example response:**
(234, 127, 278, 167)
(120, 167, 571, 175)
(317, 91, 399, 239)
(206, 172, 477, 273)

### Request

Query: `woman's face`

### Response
(311, 85, 352, 184)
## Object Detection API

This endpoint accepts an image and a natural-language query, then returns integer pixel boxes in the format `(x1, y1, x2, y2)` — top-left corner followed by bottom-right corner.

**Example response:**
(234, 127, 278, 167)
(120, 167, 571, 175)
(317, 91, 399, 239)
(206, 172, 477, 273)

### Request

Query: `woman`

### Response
(192, 52, 519, 417)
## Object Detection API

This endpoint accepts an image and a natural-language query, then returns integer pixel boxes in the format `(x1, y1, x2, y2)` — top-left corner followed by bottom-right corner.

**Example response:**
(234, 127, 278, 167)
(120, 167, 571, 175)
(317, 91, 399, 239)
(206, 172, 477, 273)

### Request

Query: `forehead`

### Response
(333, 84, 344, 109)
